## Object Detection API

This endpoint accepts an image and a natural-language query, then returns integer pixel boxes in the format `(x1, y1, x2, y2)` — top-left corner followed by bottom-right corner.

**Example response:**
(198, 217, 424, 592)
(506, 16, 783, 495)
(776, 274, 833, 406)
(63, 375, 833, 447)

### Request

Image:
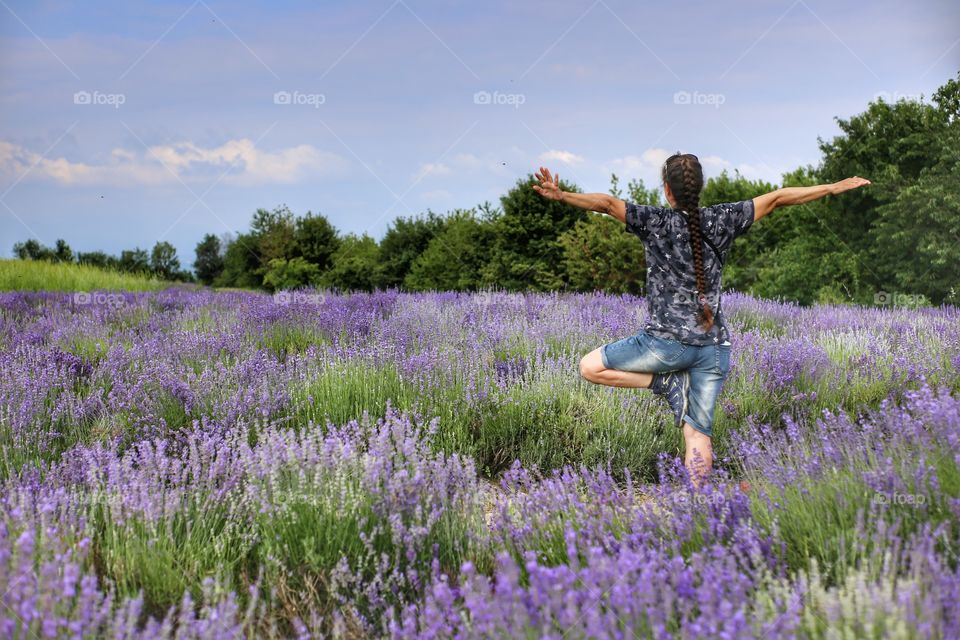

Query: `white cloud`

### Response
(420, 189, 452, 201)
(412, 149, 529, 182)
(538, 150, 584, 165)
(447, 152, 512, 175)
(606, 148, 672, 178)
(606, 147, 782, 185)
(412, 162, 452, 182)
(0, 138, 350, 187)
(698, 155, 781, 183)
(450, 153, 484, 168)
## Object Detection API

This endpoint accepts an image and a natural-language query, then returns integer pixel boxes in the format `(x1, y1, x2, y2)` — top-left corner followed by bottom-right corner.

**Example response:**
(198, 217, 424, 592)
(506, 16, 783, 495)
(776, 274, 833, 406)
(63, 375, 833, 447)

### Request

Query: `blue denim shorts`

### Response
(600, 330, 732, 437)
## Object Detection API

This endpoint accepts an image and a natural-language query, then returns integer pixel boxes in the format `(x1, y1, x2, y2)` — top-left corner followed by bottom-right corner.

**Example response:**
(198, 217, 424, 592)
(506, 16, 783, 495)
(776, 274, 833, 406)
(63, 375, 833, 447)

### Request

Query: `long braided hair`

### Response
(661, 153, 714, 331)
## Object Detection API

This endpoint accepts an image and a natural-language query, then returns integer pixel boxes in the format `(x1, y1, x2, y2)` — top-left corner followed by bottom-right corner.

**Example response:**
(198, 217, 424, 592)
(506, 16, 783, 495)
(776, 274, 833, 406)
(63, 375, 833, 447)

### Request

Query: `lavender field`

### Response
(1, 288, 959, 639)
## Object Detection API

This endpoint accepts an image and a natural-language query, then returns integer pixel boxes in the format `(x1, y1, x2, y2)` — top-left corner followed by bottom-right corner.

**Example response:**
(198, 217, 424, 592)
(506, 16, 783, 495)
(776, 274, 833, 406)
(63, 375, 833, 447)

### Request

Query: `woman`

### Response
(533, 154, 870, 488)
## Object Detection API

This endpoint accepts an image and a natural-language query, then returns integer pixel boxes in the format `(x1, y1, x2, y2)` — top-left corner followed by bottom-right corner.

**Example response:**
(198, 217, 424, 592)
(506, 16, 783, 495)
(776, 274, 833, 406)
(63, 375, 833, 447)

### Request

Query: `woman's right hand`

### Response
(533, 166, 564, 201)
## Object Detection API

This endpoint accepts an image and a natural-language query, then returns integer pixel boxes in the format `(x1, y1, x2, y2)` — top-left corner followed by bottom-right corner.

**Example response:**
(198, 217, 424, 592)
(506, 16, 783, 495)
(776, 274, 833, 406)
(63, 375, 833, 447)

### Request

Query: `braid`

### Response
(662, 153, 714, 331)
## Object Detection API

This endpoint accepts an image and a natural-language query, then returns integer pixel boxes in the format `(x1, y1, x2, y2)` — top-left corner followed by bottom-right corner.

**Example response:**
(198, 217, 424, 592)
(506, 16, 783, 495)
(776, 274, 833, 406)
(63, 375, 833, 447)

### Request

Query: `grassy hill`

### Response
(0, 258, 171, 292)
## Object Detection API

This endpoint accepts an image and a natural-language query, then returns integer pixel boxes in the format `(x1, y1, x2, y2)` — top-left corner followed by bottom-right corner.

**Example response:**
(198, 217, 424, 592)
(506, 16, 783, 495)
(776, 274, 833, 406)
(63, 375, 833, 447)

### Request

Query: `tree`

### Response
(750, 233, 864, 304)
(319, 233, 381, 292)
(557, 214, 646, 295)
(376, 211, 446, 289)
(609, 173, 625, 199)
(869, 73, 960, 305)
(817, 88, 948, 297)
(76, 251, 116, 269)
(12, 239, 52, 261)
(870, 91, 960, 304)
(53, 239, 74, 263)
(405, 209, 496, 291)
(150, 242, 181, 280)
(216, 233, 262, 289)
(481, 173, 589, 291)
(118, 248, 150, 273)
(253, 205, 297, 273)
(262, 257, 322, 291)
(293, 212, 340, 271)
(213, 206, 299, 289)
(194, 233, 224, 285)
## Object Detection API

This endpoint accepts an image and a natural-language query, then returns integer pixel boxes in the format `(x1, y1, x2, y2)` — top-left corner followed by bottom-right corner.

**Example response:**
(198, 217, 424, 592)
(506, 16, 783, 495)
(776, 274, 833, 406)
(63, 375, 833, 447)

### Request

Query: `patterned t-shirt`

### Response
(623, 199, 755, 345)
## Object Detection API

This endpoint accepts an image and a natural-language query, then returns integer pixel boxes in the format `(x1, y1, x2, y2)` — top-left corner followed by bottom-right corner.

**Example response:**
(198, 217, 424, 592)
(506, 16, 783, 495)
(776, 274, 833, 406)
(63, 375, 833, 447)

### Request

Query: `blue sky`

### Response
(1, 0, 957, 265)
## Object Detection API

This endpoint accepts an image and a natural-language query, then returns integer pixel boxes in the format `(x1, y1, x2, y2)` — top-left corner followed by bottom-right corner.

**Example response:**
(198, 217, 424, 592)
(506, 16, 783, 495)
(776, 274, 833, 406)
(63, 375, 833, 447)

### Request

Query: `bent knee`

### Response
(579, 356, 594, 380)
(579, 350, 605, 381)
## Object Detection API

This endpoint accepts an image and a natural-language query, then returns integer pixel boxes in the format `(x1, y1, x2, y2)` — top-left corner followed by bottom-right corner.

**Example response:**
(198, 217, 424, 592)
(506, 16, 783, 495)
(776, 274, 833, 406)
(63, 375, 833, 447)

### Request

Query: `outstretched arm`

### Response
(532, 166, 627, 222)
(752, 176, 871, 222)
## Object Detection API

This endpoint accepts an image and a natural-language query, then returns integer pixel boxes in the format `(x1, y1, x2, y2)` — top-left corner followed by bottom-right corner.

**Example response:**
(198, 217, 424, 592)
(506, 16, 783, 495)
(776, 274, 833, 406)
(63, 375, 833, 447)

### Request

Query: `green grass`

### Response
(254, 323, 331, 361)
(252, 479, 464, 624)
(287, 358, 675, 482)
(743, 441, 960, 588)
(90, 493, 256, 620)
(0, 258, 169, 292)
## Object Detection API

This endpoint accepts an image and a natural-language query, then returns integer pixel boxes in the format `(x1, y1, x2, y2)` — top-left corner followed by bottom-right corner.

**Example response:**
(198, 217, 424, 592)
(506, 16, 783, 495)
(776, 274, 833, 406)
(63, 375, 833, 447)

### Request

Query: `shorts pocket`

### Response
(642, 332, 689, 365)
(715, 344, 732, 374)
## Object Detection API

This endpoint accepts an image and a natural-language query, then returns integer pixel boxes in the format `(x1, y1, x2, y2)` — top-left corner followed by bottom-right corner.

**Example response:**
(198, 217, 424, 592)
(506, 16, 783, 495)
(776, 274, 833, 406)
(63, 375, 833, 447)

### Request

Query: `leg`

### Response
(579, 332, 696, 389)
(579, 347, 654, 388)
(681, 344, 732, 489)
(682, 422, 713, 489)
